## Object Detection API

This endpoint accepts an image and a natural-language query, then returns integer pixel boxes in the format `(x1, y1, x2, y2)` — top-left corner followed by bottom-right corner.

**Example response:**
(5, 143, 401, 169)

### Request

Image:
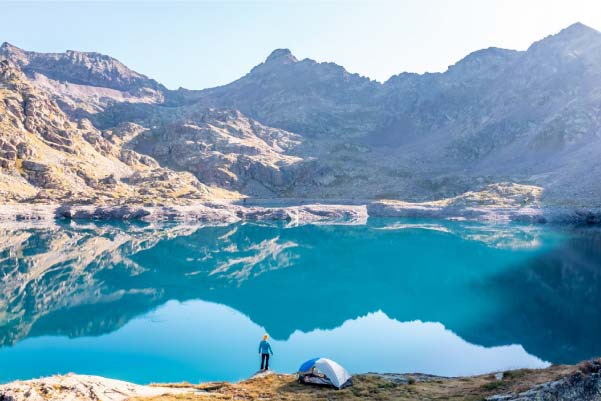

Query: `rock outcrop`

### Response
(368, 183, 546, 222)
(0, 374, 201, 401)
(130, 108, 304, 195)
(487, 360, 601, 401)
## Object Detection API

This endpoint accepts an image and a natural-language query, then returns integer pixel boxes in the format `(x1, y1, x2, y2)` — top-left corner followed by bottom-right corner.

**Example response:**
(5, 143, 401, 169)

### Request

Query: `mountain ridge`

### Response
(1, 22, 601, 207)
(0, 41, 165, 92)
(3, 21, 598, 91)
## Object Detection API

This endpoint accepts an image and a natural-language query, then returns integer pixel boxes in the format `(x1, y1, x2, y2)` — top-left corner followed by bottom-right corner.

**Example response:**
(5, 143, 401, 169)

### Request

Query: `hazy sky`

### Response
(1, 1, 600, 89)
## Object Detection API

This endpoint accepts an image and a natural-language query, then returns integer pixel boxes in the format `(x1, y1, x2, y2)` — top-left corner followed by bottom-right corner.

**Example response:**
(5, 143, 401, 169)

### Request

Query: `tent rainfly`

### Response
(297, 357, 353, 389)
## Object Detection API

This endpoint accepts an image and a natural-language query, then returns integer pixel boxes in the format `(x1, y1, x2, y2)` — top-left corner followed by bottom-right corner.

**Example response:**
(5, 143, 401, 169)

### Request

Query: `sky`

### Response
(1, 0, 600, 90)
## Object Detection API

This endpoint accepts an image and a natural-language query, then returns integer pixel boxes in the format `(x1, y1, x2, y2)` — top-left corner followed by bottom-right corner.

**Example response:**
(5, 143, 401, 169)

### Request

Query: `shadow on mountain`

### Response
(464, 226, 601, 364)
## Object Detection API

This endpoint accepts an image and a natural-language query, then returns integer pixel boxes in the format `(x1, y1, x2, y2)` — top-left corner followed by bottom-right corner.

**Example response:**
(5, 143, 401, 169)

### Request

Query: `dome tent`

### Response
(297, 357, 353, 389)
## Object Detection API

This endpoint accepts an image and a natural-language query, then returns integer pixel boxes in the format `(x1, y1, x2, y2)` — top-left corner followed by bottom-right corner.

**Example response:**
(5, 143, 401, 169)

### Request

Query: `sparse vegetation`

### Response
(129, 363, 579, 401)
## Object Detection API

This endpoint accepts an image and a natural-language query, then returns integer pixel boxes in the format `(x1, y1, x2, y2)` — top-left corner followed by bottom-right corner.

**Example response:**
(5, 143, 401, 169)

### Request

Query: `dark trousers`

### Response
(260, 353, 270, 370)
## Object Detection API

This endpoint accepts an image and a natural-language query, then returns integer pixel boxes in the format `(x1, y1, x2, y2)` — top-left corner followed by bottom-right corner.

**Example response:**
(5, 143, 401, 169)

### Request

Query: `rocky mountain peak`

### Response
(561, 22, 599, 37)
(446, 47, 520, 79)
(1, 42, 20, 53)
(0, 42, 19, 52)
(0, 42, 28, 64)
(264, 48, 298, 64)
(527, 21, 601, 53)
(0, 43, 164, 92)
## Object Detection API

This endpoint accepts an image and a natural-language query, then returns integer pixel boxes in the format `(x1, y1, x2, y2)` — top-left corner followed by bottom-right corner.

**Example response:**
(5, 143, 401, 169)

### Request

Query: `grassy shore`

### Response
(131, 363, 583, 401)
(2, 360, 600, 400)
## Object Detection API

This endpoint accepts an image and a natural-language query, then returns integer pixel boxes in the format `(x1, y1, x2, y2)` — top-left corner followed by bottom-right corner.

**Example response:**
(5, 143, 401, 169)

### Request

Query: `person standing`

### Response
(258, 334, 273, 371)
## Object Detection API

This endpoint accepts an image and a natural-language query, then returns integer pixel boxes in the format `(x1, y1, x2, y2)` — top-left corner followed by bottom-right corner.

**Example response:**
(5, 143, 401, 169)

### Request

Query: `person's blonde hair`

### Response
(263, 334, 268, 340)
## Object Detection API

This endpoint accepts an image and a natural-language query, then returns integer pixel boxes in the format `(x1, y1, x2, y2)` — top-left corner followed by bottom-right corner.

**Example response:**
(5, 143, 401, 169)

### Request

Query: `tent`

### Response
(297, 357, 352, 389)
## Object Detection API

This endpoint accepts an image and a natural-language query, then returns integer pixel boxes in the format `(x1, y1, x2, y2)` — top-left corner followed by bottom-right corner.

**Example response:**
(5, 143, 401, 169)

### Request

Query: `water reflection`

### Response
(0, 300, 547, 384)
(0, 219, 600, 383)
(472, 227, 601, 363)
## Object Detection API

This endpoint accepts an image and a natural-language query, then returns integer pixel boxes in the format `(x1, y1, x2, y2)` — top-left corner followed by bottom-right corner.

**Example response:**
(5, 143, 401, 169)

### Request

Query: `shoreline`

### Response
(1, 359, 600, 401)
(0, 201, 599, 225)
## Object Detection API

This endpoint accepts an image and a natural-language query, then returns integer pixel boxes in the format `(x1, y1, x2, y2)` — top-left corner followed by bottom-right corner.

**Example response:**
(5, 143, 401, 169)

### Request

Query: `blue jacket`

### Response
(259, 340, 273, 355)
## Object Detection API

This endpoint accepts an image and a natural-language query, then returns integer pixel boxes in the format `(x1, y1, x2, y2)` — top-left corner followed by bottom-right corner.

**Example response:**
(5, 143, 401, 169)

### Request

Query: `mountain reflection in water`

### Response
(0, 219, 600, 383)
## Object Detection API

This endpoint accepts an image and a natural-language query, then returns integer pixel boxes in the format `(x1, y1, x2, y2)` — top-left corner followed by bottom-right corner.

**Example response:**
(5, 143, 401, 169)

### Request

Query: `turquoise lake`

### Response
(0, 218, 600, 384)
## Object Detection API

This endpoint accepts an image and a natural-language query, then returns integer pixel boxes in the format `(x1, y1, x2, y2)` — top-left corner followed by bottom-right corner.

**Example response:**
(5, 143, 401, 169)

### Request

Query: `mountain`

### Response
(1, 22, 601, 206)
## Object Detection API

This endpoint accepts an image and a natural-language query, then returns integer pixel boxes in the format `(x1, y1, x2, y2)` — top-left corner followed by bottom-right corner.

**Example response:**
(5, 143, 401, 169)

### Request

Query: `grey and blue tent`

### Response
(297, 357, 352, 389)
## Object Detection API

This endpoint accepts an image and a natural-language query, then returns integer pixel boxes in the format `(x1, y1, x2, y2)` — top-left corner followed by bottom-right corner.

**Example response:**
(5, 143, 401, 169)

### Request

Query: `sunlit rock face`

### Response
(0, 60, 221, 204)
(129, 108, 305, 196)
(1, 23, 601, 204)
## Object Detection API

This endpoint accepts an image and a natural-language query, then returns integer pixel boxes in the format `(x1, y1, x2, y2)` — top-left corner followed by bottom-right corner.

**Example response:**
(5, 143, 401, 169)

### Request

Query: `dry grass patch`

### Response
(131, 364, 582, 401)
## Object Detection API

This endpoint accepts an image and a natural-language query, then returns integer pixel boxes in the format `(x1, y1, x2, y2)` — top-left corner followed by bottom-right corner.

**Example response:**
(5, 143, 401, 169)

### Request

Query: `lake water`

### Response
(0, 218, 600, 384)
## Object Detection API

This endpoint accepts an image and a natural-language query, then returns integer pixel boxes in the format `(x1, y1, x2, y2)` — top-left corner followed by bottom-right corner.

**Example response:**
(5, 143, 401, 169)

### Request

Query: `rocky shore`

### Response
(0, 181, 598, 225)
(0, 202, 369, 224)
(0, 200, 599, 225)
(1, 359, 600, 401)
(367, 201, 601, 224)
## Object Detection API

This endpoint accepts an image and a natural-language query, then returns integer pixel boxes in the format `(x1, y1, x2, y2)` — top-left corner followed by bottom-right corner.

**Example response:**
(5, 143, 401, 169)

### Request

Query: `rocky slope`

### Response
(0, 60, 235, 204)
(1, 22, 601, 208)
(130, 108, 304, 195)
